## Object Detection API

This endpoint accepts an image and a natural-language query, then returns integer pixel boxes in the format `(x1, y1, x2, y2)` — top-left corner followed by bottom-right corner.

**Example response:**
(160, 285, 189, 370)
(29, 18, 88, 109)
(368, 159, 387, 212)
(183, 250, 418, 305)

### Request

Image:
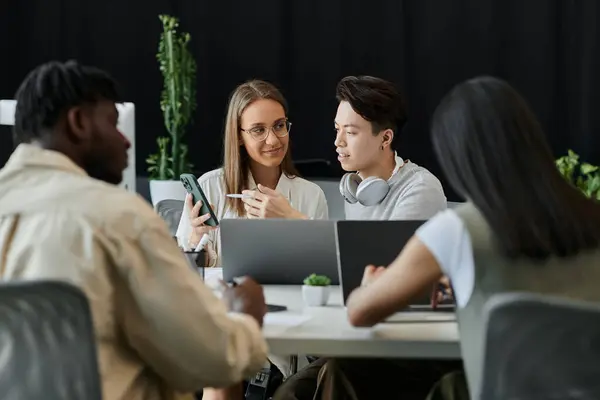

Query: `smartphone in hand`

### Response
(180, 173, 219, 226)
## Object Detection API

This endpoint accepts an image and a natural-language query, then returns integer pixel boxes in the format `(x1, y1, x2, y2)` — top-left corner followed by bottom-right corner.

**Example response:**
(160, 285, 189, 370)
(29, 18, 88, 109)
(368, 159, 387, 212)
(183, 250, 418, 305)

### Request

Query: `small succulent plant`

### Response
(303, 273, 331, 287)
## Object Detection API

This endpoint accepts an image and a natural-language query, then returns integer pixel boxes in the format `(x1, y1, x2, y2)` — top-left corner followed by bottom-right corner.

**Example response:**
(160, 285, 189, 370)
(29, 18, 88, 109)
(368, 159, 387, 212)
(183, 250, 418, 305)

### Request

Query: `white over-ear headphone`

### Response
(339, 153, 405, 206)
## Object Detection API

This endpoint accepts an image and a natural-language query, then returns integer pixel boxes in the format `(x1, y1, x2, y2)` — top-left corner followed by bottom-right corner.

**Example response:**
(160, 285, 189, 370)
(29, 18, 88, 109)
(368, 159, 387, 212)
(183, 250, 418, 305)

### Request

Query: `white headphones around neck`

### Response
(339, 153, 405, 206)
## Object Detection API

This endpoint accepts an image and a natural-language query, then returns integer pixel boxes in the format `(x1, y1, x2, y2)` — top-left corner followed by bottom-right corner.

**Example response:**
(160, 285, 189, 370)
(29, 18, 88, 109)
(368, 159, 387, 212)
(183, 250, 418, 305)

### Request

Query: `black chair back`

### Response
(155, 199, 185, 236)
(0, 280, 102, 400)
(479, 293, 600, 400)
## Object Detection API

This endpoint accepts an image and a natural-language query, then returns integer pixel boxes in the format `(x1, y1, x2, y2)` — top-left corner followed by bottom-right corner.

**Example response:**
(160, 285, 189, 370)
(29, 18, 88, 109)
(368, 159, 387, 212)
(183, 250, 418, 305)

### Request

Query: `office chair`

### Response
(155, 199, 185, 236)
(0, 280, 102, 399)
(478, 292, 600, 400)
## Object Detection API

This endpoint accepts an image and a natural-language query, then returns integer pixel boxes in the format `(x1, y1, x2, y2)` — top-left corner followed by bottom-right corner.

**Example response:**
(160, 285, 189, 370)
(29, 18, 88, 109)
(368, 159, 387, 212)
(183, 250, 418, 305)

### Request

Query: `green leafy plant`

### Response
(146, 14, 197, 180)
(303, 273, 331, 286)
(556, 149, 600, 200)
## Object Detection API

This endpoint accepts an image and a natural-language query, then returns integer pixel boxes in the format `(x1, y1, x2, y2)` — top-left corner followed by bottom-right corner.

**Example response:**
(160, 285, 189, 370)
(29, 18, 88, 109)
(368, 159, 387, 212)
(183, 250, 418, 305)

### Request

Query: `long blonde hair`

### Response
(223, 80, 299, 216)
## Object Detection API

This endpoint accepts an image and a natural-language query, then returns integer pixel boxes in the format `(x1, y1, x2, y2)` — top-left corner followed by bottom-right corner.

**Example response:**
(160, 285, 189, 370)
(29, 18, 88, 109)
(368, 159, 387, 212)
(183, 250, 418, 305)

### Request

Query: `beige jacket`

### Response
(0, 145, 268, 400)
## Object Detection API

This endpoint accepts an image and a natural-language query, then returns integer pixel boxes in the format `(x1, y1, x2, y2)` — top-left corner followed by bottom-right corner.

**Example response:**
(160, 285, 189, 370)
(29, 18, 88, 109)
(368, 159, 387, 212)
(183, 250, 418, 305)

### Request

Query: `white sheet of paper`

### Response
(264, 314, 311, 327)
(204, 268, 223, 289)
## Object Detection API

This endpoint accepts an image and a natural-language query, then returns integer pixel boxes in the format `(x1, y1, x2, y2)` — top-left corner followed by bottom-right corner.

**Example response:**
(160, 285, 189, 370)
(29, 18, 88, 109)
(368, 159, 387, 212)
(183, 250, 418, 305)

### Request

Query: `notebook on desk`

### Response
(335, 220, 455, 320)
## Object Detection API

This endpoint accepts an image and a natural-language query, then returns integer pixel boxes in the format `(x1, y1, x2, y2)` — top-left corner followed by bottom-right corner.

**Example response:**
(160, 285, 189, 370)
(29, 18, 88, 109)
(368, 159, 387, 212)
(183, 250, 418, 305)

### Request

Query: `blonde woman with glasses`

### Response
(176, 80, 329, 268)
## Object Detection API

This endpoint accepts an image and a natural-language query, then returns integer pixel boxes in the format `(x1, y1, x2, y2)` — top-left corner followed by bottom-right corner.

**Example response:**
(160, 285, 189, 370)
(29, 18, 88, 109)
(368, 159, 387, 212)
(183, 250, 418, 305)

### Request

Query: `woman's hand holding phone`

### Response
(186, 194, 217, 247)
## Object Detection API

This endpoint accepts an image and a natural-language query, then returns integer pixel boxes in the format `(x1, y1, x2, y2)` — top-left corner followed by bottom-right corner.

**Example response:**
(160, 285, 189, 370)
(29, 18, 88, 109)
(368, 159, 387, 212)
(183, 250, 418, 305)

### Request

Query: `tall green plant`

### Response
(556, 149, 600, 200)
(147, 14, 197, 180)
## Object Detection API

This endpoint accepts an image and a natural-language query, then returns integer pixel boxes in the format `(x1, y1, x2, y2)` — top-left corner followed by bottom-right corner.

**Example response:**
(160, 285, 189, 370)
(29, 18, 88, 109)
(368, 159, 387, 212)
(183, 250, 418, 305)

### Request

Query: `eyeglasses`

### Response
(240, 119, 292, 141)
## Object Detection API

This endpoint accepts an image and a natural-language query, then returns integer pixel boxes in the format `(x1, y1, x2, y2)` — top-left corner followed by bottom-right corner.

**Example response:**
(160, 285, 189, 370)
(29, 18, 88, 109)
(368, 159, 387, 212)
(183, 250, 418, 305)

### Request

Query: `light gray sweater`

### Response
(344, 160, 447, 220)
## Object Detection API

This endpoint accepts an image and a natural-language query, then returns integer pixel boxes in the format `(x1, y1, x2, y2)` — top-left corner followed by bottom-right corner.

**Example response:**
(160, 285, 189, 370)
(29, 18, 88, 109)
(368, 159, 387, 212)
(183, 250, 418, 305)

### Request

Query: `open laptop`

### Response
(221, 219, 339, 285)
(335, 220, 455, 321)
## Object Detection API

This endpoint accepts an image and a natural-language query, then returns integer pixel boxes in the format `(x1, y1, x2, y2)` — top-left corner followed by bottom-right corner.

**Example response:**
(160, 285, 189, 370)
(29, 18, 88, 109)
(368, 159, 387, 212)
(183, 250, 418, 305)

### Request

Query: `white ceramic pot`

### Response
(302, 285, 330, 306)
(149, 180, 187, 206)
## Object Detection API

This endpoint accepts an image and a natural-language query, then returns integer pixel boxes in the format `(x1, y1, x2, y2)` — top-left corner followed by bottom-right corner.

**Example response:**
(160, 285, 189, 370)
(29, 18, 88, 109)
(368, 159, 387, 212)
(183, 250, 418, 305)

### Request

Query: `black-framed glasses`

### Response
(240, 119, 292, 141)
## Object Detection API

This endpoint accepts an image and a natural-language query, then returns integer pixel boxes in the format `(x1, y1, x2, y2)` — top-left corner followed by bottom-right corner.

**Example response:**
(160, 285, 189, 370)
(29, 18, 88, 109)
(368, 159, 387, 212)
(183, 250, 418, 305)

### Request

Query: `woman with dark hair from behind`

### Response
(430, 76, 600, 261)
(275, 76, 600, 400)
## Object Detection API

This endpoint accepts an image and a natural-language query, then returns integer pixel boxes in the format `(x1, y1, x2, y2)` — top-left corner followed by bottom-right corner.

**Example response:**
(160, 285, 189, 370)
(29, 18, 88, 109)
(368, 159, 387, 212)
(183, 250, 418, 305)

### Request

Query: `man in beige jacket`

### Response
(0, 60, 268, 399)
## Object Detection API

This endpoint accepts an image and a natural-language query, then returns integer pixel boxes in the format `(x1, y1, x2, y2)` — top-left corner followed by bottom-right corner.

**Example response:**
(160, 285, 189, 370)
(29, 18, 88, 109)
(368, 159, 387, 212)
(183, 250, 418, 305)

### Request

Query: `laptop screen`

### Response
(336, 220, 426, 304)
(221, 219, 340, 285)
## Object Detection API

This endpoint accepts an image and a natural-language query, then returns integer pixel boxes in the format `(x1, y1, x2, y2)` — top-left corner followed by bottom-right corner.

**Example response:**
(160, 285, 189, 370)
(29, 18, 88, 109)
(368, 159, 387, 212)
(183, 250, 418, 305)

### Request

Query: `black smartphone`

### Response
(180, 173, 219, 226)
(267, 304, 287, 312)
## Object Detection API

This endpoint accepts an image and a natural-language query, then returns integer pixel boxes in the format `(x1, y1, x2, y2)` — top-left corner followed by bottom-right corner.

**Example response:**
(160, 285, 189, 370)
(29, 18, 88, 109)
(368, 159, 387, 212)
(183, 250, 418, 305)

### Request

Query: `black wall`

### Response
(1, 0, 599, 201)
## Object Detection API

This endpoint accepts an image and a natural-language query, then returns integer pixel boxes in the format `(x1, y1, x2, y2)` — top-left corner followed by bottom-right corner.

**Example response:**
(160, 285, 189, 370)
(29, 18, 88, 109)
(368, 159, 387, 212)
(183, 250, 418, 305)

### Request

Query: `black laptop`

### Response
(335, 220, 455, 312)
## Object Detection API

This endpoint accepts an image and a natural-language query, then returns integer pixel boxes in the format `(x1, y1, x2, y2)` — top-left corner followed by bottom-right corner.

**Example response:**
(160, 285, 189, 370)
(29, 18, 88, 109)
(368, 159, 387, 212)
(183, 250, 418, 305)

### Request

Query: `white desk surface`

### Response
(263, 285, 461, 360)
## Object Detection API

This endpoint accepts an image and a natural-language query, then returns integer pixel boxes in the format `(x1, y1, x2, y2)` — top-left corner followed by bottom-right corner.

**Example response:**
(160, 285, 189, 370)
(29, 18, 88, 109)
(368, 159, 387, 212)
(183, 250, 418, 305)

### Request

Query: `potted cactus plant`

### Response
(147, 14, 197, 205)
(302, 273, 332, 306)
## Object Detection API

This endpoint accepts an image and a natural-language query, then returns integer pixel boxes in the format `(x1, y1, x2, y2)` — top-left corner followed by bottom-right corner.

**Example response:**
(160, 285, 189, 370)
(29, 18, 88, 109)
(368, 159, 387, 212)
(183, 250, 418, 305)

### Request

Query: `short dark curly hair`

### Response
(13, 60, 120, 145)
(336, 75, 407, 146)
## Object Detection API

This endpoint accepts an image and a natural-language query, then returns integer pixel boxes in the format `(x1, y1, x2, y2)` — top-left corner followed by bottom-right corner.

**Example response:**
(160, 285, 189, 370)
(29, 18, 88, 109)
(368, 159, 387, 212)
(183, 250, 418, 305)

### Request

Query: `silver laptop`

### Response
(221, 219, 339, 285)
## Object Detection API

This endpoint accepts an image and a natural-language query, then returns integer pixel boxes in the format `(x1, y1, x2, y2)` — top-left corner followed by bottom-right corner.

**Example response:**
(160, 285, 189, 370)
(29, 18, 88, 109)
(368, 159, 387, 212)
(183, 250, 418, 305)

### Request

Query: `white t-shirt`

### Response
(175, 168, 329, 267)
(415, 209, 474, 307)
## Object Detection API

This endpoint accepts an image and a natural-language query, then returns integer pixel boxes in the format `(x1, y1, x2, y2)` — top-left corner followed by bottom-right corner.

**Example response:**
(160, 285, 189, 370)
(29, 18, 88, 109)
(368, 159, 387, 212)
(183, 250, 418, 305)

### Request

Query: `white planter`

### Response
(149, 180, 187, 206)
(302, 285, 330, 306)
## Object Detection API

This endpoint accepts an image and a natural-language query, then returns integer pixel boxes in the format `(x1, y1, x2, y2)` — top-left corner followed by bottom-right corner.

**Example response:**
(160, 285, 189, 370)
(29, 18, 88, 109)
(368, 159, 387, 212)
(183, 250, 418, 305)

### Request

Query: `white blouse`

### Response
(415, 209, 474, 307)
(176, 168, 329, 267)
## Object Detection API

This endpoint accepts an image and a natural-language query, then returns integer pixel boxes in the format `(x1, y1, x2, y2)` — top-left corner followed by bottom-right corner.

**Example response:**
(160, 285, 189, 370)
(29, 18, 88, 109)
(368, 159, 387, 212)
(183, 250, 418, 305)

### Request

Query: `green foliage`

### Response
(303, 273, 331, 287)
(556, 150, 600, 200)
(146, 14, 197, 180)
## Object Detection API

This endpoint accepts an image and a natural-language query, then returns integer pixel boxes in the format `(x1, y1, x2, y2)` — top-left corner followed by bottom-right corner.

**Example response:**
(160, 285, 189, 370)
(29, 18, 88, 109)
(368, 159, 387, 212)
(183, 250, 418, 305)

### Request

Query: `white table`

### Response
(263, 285, 461, 362)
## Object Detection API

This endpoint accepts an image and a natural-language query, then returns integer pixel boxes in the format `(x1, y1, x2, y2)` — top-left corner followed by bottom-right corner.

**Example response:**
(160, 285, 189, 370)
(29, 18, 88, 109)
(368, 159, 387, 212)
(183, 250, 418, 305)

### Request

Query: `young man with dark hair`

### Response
(273, 76, 453, 400)
(0, 60, 268, 400)
(334, 75, 446, 220)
